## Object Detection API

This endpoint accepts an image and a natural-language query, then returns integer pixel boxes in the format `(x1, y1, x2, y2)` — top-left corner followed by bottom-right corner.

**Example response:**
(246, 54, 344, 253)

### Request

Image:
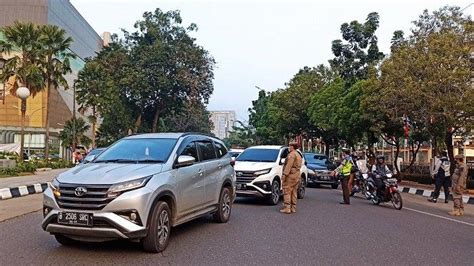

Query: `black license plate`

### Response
(57, 212, 92, 227)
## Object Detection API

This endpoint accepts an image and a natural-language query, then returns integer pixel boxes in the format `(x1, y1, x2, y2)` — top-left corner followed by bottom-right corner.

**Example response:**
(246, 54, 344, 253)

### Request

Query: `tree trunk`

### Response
(394, 140, 401, 175)
(325, 142, 330, 156)
(133, 114, 142, 134)
(152, 108, 160, 133)
(44, 79, 51, 161)
(445, 129, 455, 175)
(403, 141, 421, 172)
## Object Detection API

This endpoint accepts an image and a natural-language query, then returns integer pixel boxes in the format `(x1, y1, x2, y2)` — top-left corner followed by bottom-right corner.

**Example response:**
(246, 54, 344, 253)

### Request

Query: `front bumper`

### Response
(236, 180, 272, 198)
(41, 185, 153, 242)
(308, 172, 338, 185)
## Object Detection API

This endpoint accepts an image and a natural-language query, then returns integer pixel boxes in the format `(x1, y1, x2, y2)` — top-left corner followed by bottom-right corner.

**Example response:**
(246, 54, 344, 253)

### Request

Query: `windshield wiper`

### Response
(94, 159, 138, 163)
(136, 159, 165, 163)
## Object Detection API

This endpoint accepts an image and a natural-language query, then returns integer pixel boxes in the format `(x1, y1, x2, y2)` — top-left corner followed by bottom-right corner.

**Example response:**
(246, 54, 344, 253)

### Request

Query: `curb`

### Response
(0, 183, 48, 200)
(398, 186, 474, 205)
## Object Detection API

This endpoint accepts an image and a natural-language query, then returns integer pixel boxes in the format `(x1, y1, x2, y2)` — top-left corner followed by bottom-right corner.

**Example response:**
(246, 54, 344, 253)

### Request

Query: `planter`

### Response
(0, 159, 16, 169)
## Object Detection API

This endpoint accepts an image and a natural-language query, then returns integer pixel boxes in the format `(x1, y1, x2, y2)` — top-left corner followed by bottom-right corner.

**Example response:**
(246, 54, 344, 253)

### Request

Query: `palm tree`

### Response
(59, 117, 91, 149)
(75, 60, 107, 148)
(38, 24, 75, 160)
(0, 21, 44, 97)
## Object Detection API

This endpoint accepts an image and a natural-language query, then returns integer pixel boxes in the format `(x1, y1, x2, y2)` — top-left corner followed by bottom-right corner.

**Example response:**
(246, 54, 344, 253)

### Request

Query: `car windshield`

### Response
(304, 153, 328, 165)
(84, 148, 105, 161)
(236, 149, 279, 162)
(94, 138, 177, 163)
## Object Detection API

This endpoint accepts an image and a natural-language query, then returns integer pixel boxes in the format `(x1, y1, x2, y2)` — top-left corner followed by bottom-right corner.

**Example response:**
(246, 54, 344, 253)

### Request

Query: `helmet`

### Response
(376, 155, 385, 160)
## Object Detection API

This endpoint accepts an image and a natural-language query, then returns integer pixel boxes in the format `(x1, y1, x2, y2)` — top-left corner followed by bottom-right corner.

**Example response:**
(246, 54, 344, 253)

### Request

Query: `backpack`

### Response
(437, 158, 450, 178)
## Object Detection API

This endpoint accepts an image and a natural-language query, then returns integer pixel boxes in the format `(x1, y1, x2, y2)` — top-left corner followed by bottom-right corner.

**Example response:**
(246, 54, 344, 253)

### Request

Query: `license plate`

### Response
(57, 212, 92, 227)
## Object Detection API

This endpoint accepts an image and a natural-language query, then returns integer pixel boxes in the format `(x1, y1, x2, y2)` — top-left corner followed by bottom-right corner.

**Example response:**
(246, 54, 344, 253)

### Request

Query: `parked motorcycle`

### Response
(366, 173, 403, 210)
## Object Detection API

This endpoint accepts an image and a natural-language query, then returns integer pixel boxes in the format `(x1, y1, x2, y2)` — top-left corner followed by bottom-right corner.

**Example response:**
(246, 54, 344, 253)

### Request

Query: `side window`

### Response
(180, 142, 199, 161)
(197, 141, 217, 161)
(280, 148, 289, 159)
(214, 141, 228, 158)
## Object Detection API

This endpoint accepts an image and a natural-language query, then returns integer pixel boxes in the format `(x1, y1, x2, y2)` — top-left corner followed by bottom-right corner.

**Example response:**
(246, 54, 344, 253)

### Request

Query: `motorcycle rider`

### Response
(371, 155, 392, 198)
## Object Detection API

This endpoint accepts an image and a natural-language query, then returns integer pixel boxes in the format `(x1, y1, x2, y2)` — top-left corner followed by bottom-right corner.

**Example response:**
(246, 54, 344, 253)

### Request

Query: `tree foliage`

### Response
(59, 117, 91, 148)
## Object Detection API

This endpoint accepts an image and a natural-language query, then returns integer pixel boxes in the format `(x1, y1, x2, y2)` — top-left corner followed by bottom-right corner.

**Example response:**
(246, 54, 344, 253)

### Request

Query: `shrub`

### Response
(399, 173, 433, 185)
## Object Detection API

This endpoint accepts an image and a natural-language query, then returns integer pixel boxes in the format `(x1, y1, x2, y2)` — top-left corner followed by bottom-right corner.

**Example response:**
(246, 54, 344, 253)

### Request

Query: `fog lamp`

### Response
(130, 212, 137, 221)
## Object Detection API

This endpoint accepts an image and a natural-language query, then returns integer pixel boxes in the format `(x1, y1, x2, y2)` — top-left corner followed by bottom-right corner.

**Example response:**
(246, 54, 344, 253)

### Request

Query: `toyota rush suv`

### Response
(233, 146, 308, 205)
(41, 133, 236, 253)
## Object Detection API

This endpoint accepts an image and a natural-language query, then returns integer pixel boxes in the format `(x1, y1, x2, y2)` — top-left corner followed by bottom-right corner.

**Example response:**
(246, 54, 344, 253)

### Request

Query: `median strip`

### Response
(0, 183, 48, 200)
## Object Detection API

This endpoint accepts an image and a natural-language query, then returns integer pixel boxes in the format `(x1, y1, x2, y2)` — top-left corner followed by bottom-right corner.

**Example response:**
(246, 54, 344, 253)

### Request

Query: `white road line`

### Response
(404, 207, 474, 227)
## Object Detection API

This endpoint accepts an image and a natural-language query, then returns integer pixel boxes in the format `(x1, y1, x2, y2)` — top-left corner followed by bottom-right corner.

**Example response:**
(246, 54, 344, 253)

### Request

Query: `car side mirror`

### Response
(176, 155, 196, 168)
(280, 158, 286, 165)
(231, 157, 236, 161)
(86, 154, 97, 163)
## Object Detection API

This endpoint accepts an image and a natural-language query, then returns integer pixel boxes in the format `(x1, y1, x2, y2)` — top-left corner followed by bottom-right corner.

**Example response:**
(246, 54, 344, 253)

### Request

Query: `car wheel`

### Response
(54, 234, 78, 246)
(331, 183, 339, 189)
(297, 177, 306, 199)
(142, 201, 171, 253)
(213, 187, 232, 223)
(268, 180, 280, 205)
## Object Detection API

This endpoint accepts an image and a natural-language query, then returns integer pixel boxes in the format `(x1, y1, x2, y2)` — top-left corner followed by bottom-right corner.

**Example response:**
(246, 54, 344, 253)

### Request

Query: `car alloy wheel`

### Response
(214, 187, 232, 223)
(157, 209, 170, 246)
(269, 180, 280, 205)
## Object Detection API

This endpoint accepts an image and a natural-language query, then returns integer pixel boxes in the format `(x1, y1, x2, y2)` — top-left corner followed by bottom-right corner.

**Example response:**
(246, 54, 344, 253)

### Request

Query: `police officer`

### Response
(333, 149, 353, 205)
(428, 151, 451, 203)
(449, 155, 468, 216)
(280, 142, 302, 214)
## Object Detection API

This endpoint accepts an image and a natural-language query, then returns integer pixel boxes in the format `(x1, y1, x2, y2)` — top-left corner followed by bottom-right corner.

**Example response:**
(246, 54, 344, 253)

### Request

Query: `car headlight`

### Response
(254, 169, 271, 176)
(107, 176, 152, 197)
(50, 178, 61, 197)
(308, 169, 316, 175)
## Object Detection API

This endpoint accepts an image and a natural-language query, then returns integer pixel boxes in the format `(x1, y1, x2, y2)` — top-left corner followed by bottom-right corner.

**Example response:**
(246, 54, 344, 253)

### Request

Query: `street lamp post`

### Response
(16, 87, 30, 161)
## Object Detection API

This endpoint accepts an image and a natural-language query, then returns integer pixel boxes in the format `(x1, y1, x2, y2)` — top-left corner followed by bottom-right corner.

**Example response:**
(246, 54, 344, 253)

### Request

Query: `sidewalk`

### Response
(0, 169, 67, 189)
(0, 169, 68, 200)
(400, 180, 474, 195)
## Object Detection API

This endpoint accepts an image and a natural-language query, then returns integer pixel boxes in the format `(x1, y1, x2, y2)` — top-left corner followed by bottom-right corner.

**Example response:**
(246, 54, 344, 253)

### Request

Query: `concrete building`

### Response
(210, 111, 236, 139)
(0, 0, 102, 156)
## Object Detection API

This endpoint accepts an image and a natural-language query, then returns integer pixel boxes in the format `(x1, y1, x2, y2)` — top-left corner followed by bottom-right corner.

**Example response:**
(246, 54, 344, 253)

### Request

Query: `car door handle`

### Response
(198, 169, 204, 176)
(218, 163, 222, 169)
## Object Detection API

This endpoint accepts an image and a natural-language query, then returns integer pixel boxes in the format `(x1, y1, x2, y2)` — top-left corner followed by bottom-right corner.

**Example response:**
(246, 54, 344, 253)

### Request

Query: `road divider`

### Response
(0, 183, 48, 200)
(398, 186, 474, 205)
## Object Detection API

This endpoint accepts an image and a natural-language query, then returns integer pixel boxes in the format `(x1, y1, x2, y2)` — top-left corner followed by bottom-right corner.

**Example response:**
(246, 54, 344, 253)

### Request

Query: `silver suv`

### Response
(41, 133, 236, 253)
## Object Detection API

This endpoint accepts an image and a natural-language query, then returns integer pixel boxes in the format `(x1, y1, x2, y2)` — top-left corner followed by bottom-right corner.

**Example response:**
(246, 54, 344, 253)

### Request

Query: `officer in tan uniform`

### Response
(280, 142, 302, 214)
(448, 155, 468, 216)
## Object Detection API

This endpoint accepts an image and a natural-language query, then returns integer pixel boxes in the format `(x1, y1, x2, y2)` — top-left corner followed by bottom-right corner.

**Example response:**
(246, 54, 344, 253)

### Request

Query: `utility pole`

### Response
(72, 81, 76, 161)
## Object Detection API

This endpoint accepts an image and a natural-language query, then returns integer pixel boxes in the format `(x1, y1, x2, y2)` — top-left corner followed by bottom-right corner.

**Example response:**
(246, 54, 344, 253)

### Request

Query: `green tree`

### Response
(75, 60, 109, 148)
(329, 12, 384, 87)
(223, 121, 256, 148)
(248, 90, 280, 144)
(39, 24, 75, 160)
(59, 117, 91, 148)
(0, 21, 44, 96)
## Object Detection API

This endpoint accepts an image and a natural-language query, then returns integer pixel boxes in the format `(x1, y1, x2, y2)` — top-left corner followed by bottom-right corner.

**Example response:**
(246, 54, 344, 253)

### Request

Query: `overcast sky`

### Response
(71, 0, 473, 121)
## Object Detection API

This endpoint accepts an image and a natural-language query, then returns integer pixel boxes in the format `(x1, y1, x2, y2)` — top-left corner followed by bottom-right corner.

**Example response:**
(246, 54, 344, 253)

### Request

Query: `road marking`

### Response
(404, 207, 474, 227)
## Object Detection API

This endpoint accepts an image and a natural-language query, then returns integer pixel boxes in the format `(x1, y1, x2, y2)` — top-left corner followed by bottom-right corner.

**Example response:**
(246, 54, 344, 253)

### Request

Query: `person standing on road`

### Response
(428, 151, 451, 203)
(280, 142, 302, 214)
(449, 155, 468, 216)
(332, 149, 353, 205)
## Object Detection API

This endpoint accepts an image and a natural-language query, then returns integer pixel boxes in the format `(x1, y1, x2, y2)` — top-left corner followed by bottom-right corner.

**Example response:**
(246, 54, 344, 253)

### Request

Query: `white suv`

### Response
(234, 145, 308, 205)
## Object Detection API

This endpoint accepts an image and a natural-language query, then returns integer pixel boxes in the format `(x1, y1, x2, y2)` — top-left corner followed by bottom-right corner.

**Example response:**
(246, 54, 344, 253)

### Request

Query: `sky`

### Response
(71, 0, 473, 121)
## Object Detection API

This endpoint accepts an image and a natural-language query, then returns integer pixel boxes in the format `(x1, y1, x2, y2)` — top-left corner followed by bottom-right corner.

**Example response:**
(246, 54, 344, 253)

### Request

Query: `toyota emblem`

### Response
(236, 172, 243, 177)
(74, 186, 88, 197)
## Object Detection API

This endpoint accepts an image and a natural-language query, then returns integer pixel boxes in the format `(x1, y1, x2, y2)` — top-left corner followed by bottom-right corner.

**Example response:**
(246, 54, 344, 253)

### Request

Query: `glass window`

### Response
(197, 141, 217, 161)
(180, 142, 199, 161)
(236, 149, 279, 163)
(94, 138, 177, 163)
(214, 141, 228, 158)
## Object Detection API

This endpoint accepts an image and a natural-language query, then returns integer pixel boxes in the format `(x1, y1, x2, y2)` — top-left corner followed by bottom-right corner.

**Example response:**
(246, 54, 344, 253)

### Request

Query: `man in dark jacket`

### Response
(428, 151, 451, 203)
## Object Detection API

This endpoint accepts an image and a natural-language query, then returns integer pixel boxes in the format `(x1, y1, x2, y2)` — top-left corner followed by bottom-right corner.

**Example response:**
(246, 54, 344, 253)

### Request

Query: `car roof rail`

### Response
(181, 132, 221, 140)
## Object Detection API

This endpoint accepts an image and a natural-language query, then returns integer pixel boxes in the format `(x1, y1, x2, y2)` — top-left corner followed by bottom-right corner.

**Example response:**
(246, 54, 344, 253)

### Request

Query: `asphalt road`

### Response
(1, 188, 473, 265)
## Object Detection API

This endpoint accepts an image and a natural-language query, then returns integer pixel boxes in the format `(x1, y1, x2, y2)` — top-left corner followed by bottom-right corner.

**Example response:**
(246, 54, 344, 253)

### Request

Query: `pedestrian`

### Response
(332, 149, 353, 205)
(280, 142, 303, 214)
(428, 151, 451, 203)
(448, 155, 468, 216)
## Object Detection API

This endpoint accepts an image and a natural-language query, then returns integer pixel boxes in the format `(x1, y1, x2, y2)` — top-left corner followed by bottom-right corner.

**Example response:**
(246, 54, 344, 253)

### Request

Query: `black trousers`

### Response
(341, 175, 350, 204)
(433, 176, 451, 200)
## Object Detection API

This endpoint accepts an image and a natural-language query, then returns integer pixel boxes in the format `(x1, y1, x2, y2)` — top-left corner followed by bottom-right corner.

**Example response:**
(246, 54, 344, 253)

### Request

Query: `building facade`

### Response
(0, 0, 103, 156)
(210, 111, 236, 139)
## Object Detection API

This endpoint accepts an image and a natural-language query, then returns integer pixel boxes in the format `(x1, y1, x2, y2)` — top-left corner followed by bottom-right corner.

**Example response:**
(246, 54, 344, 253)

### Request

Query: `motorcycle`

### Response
(366, 172, 403, 210)
(350, 171, 371, 200)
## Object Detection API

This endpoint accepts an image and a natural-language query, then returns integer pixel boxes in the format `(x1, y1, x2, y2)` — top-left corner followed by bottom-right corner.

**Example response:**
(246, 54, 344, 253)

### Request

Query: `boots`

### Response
(448, 208, 461, 216)
(280, 205, 291, 214)
(291, 205, 296, 213)
(428, 198, 437, 203)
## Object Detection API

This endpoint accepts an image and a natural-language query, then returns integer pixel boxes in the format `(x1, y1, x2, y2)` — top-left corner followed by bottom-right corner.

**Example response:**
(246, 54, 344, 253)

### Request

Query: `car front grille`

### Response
(236, 171, 256, 184)
(57, 183, 115, 210)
